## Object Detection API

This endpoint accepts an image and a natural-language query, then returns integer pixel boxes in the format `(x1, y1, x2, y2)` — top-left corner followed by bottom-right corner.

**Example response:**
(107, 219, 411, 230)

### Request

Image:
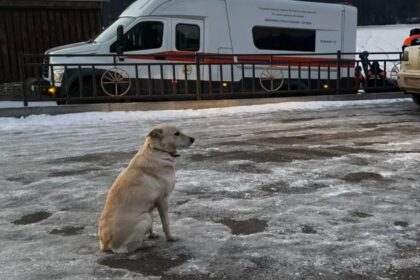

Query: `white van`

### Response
(41, 0, 357, 98)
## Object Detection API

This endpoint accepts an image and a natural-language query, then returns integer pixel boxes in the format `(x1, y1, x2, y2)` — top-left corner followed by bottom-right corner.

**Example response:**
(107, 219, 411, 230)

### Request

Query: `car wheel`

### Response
(412, 94, 420, 106)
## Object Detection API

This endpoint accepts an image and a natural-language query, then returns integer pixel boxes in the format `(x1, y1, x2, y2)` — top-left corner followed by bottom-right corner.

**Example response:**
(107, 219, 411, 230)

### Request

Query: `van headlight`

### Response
(53, 69, 65, 83)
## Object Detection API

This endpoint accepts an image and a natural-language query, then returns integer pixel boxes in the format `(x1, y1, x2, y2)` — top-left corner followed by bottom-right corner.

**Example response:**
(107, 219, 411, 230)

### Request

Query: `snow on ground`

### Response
(1, 99, 419, 279)
(356, 24, 420, 74)
(356, 24, 420, 53)
(0, 99, 408, 131)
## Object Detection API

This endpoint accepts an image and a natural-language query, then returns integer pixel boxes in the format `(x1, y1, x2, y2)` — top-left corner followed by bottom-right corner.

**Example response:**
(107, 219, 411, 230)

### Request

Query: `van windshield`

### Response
(95, 17, 135, 43)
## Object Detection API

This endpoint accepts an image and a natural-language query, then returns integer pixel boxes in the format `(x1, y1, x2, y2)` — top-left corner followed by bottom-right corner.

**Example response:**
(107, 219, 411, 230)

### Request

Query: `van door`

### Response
(170, 18, 204, 88)
(104, 18, 170, 96)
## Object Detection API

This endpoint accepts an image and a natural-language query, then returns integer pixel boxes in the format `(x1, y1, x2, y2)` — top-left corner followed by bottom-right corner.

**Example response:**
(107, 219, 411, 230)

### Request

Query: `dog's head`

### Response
(146, 124, 194, 156)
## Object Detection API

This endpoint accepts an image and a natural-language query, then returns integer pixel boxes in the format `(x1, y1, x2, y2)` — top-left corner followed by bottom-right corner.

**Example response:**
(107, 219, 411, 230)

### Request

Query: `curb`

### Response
(0, 92, 410, 118)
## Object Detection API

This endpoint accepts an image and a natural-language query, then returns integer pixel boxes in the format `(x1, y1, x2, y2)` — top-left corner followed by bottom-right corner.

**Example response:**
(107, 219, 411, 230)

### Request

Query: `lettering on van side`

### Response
(320, 40, 337, 44)
(264, 19, 313, 26)
(259, 7, 317, 15)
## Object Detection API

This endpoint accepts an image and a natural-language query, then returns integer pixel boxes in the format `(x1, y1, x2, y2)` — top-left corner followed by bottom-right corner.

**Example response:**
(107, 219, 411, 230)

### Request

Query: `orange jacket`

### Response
(403, 34, 420, 49)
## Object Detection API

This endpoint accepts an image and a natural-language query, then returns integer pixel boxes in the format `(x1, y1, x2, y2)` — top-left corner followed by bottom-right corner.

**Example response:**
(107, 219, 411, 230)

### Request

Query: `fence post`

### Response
(19, 53, 28, 107)
(195, 53, 202, 100)
(336, 51, 342, 95)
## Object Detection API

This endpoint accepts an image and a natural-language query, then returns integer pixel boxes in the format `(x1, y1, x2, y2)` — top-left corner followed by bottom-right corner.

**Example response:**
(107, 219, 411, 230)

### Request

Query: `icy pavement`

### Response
(0, 101, 57, 108)
(0, 98, 420, 280)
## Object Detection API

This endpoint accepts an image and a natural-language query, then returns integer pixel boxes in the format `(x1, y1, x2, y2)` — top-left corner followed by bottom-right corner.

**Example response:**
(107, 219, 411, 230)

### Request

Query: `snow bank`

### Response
(0, 98, 409, 131)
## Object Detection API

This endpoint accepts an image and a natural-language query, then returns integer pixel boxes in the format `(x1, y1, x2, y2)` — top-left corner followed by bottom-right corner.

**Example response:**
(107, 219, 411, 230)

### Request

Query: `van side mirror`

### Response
(117, 25, 124, 41)
(116, 25, 125, 55)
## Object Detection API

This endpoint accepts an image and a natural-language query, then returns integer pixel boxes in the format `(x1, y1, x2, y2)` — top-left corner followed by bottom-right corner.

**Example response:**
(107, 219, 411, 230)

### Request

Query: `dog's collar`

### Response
(151, 147, 180, 158)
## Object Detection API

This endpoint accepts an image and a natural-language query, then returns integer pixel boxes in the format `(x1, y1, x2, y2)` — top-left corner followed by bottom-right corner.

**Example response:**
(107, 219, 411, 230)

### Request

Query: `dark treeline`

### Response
(102, 0, 133, 27)
(101, 0, 420, 27)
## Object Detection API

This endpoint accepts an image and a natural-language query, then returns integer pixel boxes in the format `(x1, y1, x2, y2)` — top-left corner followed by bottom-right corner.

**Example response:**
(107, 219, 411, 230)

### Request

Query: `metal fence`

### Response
(20, 51, 402, 105)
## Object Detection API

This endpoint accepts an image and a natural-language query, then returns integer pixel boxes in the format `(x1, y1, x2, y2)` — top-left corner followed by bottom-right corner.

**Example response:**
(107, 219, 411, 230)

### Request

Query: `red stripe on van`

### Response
(125, 51, 354, 68)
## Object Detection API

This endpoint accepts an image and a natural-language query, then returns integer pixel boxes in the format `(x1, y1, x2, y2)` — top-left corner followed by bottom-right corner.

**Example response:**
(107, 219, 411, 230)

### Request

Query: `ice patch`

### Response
(0, 98, 409, 131)
(227, 160, 255, 165)
(322, 186, 362, 197)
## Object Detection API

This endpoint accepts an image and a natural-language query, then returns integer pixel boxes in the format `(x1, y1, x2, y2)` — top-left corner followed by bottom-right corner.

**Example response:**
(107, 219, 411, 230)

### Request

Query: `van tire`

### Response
(67, 77, 103, 101)
(412, 94, 420, 106)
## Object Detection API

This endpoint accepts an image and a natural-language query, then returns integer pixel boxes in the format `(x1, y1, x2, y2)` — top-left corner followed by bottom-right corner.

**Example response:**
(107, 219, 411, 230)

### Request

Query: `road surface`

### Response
(0, 98, 419, 279)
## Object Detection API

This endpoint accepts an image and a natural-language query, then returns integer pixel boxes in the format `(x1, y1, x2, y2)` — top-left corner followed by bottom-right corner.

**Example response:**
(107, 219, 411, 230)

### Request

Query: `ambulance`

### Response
(42, 0, 358, 97)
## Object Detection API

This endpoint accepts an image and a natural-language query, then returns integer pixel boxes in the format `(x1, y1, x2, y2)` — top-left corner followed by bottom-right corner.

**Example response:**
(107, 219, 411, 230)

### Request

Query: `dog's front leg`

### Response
(157, 199, 177, 241)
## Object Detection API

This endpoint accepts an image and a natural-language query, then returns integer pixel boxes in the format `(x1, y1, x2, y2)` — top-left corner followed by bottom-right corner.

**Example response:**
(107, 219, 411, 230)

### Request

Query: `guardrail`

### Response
(19, 51, 402, 105)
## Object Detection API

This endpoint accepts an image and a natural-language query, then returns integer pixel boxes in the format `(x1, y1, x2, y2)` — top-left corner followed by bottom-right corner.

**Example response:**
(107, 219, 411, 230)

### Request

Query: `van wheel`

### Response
(67, 78, 103, 103)
(412, 94, 420, 106)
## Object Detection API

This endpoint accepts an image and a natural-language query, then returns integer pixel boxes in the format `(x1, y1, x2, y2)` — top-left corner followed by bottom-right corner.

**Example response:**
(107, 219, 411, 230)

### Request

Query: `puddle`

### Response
(354, 141, 388, 147)
(174, 199, 190, 206)
(50, 226, 84, 236)
(99, 253, 189, 277)
(6, 175, 34, 185)
(350, 211, 373, 218)
(161, 275, 212, 280)
(12, 211, 52, 225)
(343, 172, 384, 183)
(48, 168, 104, 177)
(260, 182, 288, 193)
(49, 151, 135, 165)
(224, 163, 272, 174)
(300, 224, 318, 234)
(219, 218, 267, 235)
(190, 145, 379, 164)
(260, 182, 327, 194)
(280, 117, 317, 123)
(394, 221, 409, 227)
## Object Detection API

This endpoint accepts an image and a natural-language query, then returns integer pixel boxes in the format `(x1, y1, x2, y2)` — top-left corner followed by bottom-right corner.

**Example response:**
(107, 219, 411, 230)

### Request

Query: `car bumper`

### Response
(398, 71, 420, 94)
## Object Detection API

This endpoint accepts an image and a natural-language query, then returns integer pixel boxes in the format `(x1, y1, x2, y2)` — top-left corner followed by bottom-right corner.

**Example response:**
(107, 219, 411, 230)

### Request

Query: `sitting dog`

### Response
(98, 124, 194, 253)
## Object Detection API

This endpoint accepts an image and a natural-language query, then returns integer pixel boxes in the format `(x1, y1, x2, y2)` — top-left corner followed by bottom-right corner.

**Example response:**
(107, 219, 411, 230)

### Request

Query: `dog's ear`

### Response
(148, 128, 163, 139)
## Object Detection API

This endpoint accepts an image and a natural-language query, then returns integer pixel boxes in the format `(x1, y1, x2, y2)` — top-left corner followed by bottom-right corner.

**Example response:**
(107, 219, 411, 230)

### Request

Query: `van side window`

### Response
(110, 21, 163, 52)
(252, 26, 316, 52)
(176, 24, 200, 52)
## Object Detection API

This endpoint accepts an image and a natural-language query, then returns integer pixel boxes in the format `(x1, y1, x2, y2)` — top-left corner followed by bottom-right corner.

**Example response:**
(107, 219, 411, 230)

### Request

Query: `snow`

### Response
(0, 98, 409, 131)
(1, 98, 419, 279)
(356, 24, 419, 53)
(356, 24, 420, 73)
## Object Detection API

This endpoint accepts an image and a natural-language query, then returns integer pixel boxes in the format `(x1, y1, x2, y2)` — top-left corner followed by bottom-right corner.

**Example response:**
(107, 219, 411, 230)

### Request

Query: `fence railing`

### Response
(20, 51, 402, 106)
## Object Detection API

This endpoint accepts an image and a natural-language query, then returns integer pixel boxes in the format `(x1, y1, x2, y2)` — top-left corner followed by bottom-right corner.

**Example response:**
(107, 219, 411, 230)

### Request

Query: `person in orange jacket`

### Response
(402, 28, 420, 51)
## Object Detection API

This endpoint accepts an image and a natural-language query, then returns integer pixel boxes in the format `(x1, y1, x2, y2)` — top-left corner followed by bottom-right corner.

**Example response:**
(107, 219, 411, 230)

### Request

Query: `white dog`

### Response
(98, 124, 194, 253)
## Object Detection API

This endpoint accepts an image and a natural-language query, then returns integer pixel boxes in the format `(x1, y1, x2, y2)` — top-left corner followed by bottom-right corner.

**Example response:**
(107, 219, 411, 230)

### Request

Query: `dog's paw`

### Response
(166, 235, 178, 242)
(112, 246, 129, 254)
(141, 241, 156, 249)
(149, 232, 159, 239)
